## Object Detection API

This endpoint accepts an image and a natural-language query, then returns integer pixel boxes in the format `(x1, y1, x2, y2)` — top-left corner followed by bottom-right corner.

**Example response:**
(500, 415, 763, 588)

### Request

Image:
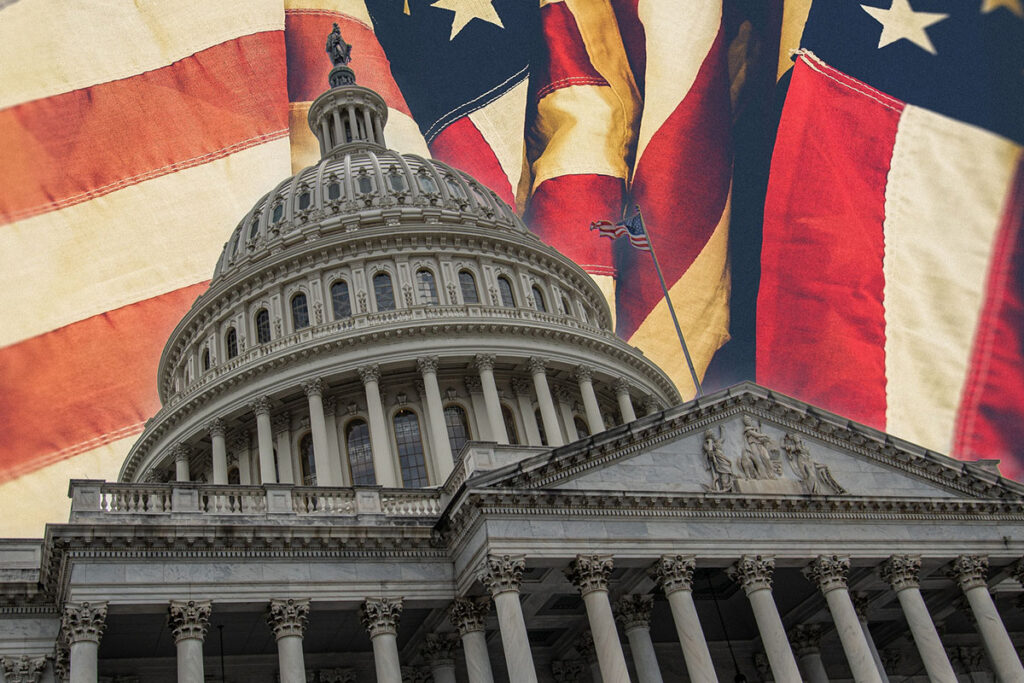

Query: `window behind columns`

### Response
(501, 404, 520, 445)
(393, 410, 429, 487)
(331, 280, 351, 319)
(497, 276, 515, 307)
(228, 467, 240, 485)
(459, 270, 479, 304)
(255, 309, 271, 344)
(202, 348, 210, 372)
(535, 408, 547, 446)
(573, 416, 590, 440)
(374, 272, 396, 311)
(345, 420, 376, 485)
(299, 433, 316, 485)
(444, 404, 471, 454)
(417, 269, 440, 305)
(291, 293, 310, 330)
(225, 328, 238, 359)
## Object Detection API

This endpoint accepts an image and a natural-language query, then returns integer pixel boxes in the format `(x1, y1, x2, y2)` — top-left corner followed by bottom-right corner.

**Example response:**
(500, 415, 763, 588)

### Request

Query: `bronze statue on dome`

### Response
(326, 23, 353, 66)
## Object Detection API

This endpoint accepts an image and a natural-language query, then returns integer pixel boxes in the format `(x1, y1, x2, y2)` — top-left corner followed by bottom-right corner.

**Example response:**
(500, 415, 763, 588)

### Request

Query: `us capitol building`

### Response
(2, 35, 1024, 683)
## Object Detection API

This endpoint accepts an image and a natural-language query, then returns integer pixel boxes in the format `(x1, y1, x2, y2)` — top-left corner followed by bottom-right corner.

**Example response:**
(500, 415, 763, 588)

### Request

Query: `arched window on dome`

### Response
(417, 269, 439, 306)
(296, 190, 311, 211)
(445, 176, 464, 200)
(561, 296, 572, 316)
(299, 433, 316, 486)
(393, 410, 428, 487)
(201, 348, 211, 372)
(417, 173, 438, 194)
(271, 202, 284, 224)
(248, 215, 260, 241)
(443, 405, 471, 455)
(291, 292, 310, 330)
(327, 181, 342, 201)
(497, 277, 516, 308)
(388, 170, 406, 192)
(225, 328, 238, 359)
(501, 404, 520, 445)
(331, 280, 351, 319)
(535, 408, 548, 446)
(373, 272, 396, 311)
(580, 305, 591, 324)
(356, 174, 374, 196)
(532, 285, 547, 313)
(346, 419, 376, 485)
(573, 416, 590, 440)
(459, 270, 479, 304)
(255, 309, 271, 344)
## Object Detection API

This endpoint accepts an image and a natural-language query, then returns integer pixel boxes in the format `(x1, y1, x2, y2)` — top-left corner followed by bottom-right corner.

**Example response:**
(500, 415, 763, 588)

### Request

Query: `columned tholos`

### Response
(615, 595, 664, 683)
(250, 397, 277, 484)
(879, 556, 956, 683)
(528, 357, 562, 447)
(650, 555, 715, 683)
(951, 555, 1024, 682)
(852, 594, 890, 682)
(360, 365, 399, 487)
(418, 357, 454, 478)
(574, 366, 604, 435)
(0, 655, 48, 683)
(362, 597, 404, 683)
(479, 554, 539, 683)
(172, 444, 191, 482)
(614, 379, 636, 423)
(168, 599, 211, 683)
(476, 354, 509, 444)
(806, 555, 882, 683)
(267, 598, 310, 683)
(566, 555, 631, 683)
(208, 419, 228, 484)
(450, 597, 495, 683)
(421, 633, 459, 683)
(511, 378, 542, 446)
(302, 378, 334, 486)
(728, 556, 801, 682)
(62, 601, 107, 683)
(789, 624, 829, 683)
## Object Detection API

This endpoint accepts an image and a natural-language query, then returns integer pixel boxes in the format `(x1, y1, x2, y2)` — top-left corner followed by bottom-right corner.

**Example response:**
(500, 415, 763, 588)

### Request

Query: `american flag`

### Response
(590, 211, 650, 251)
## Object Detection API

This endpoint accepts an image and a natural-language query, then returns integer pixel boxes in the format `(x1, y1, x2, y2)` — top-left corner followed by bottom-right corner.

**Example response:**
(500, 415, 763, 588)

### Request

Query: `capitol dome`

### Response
(121, 56, 678, 488)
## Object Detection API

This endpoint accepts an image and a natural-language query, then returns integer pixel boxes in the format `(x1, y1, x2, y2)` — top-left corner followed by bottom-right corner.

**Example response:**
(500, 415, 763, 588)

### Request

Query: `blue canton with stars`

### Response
(800, 0, 1024, 144)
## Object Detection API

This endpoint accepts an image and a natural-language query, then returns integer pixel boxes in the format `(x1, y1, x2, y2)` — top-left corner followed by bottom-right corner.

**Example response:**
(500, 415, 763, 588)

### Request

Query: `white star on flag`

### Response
(861, 0, 949, 54)
(430, 0, 504, 40)
(981, 0, 1024, 17)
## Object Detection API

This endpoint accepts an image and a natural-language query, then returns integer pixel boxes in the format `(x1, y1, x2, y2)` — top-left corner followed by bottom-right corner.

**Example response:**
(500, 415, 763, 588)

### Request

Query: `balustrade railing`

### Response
(99, 484, 171, 513)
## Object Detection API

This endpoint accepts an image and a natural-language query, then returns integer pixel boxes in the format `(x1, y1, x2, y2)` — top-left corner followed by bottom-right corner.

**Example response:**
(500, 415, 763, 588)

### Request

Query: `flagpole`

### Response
(635, 206, 703, 398)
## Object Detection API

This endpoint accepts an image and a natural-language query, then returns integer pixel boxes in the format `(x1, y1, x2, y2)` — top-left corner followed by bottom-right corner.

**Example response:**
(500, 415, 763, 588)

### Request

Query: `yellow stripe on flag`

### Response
(467, 78, 530, 201)
(778, 0, 814, 81)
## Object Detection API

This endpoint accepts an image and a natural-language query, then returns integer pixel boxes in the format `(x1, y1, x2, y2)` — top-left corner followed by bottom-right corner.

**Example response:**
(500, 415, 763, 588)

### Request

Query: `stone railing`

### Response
(68, 480, 444, 524)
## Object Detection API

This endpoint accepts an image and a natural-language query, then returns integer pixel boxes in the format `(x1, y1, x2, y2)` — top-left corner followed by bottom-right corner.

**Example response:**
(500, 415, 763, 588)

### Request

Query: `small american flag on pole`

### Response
(590, 210, 650, 251)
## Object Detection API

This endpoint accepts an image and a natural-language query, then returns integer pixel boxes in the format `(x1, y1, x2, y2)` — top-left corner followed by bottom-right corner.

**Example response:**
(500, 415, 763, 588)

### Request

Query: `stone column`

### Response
(614, 379, 637, 424)
(879, 556, 957, 683)
(230, 432, 251, 485)
(362, 598, 404, 683)
(476, 354, 509, 444)
(62, 601, 107, 683)
(323, 396, 346, 486)
(615, 595, 664, 683)
(555, 387, 577, 442)
(168, 599, 211, 683)
(422, 633, 459, 683)
(789, 624, 829, 683)
(450, 597, 495, 683)
(172, 444, 191, 482)
(528, 357, 562, 447)
(642, 395, 660, 417)
(208, 419, 228, 485)
(511, 378, 542, 446)
(272, 412, 295, 484)
(951, 555, 1024, 681)
(302, 378, 334, 486)
(464, 376, 492, 440)
(649, 554, 715, 683)
(419, 357, 455, 476)
(360, 365, 399, 487)
(728, 556, 801, 682)
(0, 655, 48, 683)
(574, 366, 604, 435)
(566, 555, 631, 683)
(250, 397, 277, 484)
(267, 598, 310, 683)
(852, 594, 890, 683)
(479, 554, 539, 683)
(806, 556, 882, 683)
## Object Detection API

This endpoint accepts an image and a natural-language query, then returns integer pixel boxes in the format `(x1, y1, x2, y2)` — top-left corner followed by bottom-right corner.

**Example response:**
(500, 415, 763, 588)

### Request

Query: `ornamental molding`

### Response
(207, 418, 227, 438)
(302, 377, 326, 397)
(728, 555, 774, 594)
(805, 555, 850, 594)
(479, 554, 525, 596)
(650, 554, 696, 594)
(267, 598, 309, 639)
(614, 594, 653, 631)
(527, 356, 547, 374)
(361, 597, 403, 637)
(0, 655, 47, 683)
(474, 354, 495, 372)
(248, 396, 273, 417)
(168, 599, 212, 643)
(61, 601, 107, 645)
(417, 356, 439, 374)
(271, 412, 291, 435)
(950, 554, 989, 591)
(880, 555, 921, 591)
(565, 554, 613, 595)
(359, 365, 381, 384)
(573, 365, 593, 383)
(449, 597, 490, 635)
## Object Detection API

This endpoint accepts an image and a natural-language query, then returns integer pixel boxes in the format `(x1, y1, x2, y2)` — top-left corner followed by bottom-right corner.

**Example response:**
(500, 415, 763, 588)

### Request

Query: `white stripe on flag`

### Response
(467, 77, 529, 202)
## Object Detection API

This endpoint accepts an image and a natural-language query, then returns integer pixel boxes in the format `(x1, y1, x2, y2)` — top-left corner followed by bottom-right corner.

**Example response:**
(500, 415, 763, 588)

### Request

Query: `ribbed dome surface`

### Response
(213, 148, 528, 281)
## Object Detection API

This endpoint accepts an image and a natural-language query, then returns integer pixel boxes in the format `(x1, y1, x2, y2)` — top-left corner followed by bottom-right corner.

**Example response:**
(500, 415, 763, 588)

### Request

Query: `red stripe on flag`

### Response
(284, 10, 412, 116)
(608, 0, 646, 97)
(756, 57, 903, 430)
(615, 29, 732, 338)
(953, 159, 1024, 479)
(525, 174, 621, 272)
(0, 283, 209, 482)
(428, 116, 515, 207)
(0, 32, 289, 225)
(536, 2, 609, 98)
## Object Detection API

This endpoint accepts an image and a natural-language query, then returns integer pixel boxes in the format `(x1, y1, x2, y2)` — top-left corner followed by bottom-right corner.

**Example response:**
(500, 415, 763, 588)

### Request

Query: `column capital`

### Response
(463, 375, 482, 393)
(170, 443, 191, 463)
(880, 555, 921, 591)
(0, 655, 47, 683)
(474, 353, 496, 371)
(553, 385, 574, 404)
(805, 554, 850, 594)
(249, 395, 273, 416)
(728, 555, 775, 594)
(565, 554, 613, 595)
(551, 659, 586, 683)
(168, 599, 212, 643)
(420, 632, 459, 666)
(575, 630, 597, 664)
(851, 592, 870, 620)
(417, 356, 440, 374)
(271, 412, 291, 435)
(527, 356, 547, 374)
(320, 669, 357, 683)
(302, 377, 325, 397)
(229, 431, 250, 452)
(52, 644, 69, 683)
(479, 554, 526, 596)
(650, 554, 696, 594)
(511, 377, 532, 395)
(266, 598, 309, 640)
(950, 554, 989, 590)
(613, 378, 631, 394)
(207, 418, 227, 438)
(448, 597, 490, 635)
(788, 623, 823, 657)
(61, 601, 107, 645)
(573, 365, 594, 382)
(359, 364, 381, 384)
(361, 597, 403, 638)
(323, 395, 337, 416)
(614, 594, 653, 632)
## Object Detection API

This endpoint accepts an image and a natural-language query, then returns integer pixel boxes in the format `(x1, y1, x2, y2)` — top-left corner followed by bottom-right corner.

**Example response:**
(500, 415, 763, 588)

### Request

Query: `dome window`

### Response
(346, 419, 375, 485)
(225, 328, 238, 359)
(417, 173, 438, 194)
(459, 270, 479, 304)
(255, 309, 271, 344)
(299, 433, 316, 486)
(327, 182, 342, 201)
(331, 280, 351, 319)
(291, 293, 310, 330)
(416, 269, 439, 306)
(388, 171, 406, 192)
(444, 404, 471, 455)
(469, 184, 490, 210)
(502, 405, 520, 445)
(394, 409, 428, 487)
(271, 203, 284, 224)
(247, 216, 260, 241)
(561, 296, 572, 316)
(497, 277, 516, 308)
(373, 272, 396, 311)
(356, 174, 373, 195)
(297, 191, 311, 211)
(445, 177, 464, 199)
(201, 349, 211, 372)
(532, 286, 547, 313)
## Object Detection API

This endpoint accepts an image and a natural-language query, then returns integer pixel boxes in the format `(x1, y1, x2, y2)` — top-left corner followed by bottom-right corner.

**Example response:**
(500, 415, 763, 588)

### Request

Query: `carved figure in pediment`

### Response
(781, 433, 846, 495)
(702, 427, 735, 492)
(740, 416, 778, 479)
